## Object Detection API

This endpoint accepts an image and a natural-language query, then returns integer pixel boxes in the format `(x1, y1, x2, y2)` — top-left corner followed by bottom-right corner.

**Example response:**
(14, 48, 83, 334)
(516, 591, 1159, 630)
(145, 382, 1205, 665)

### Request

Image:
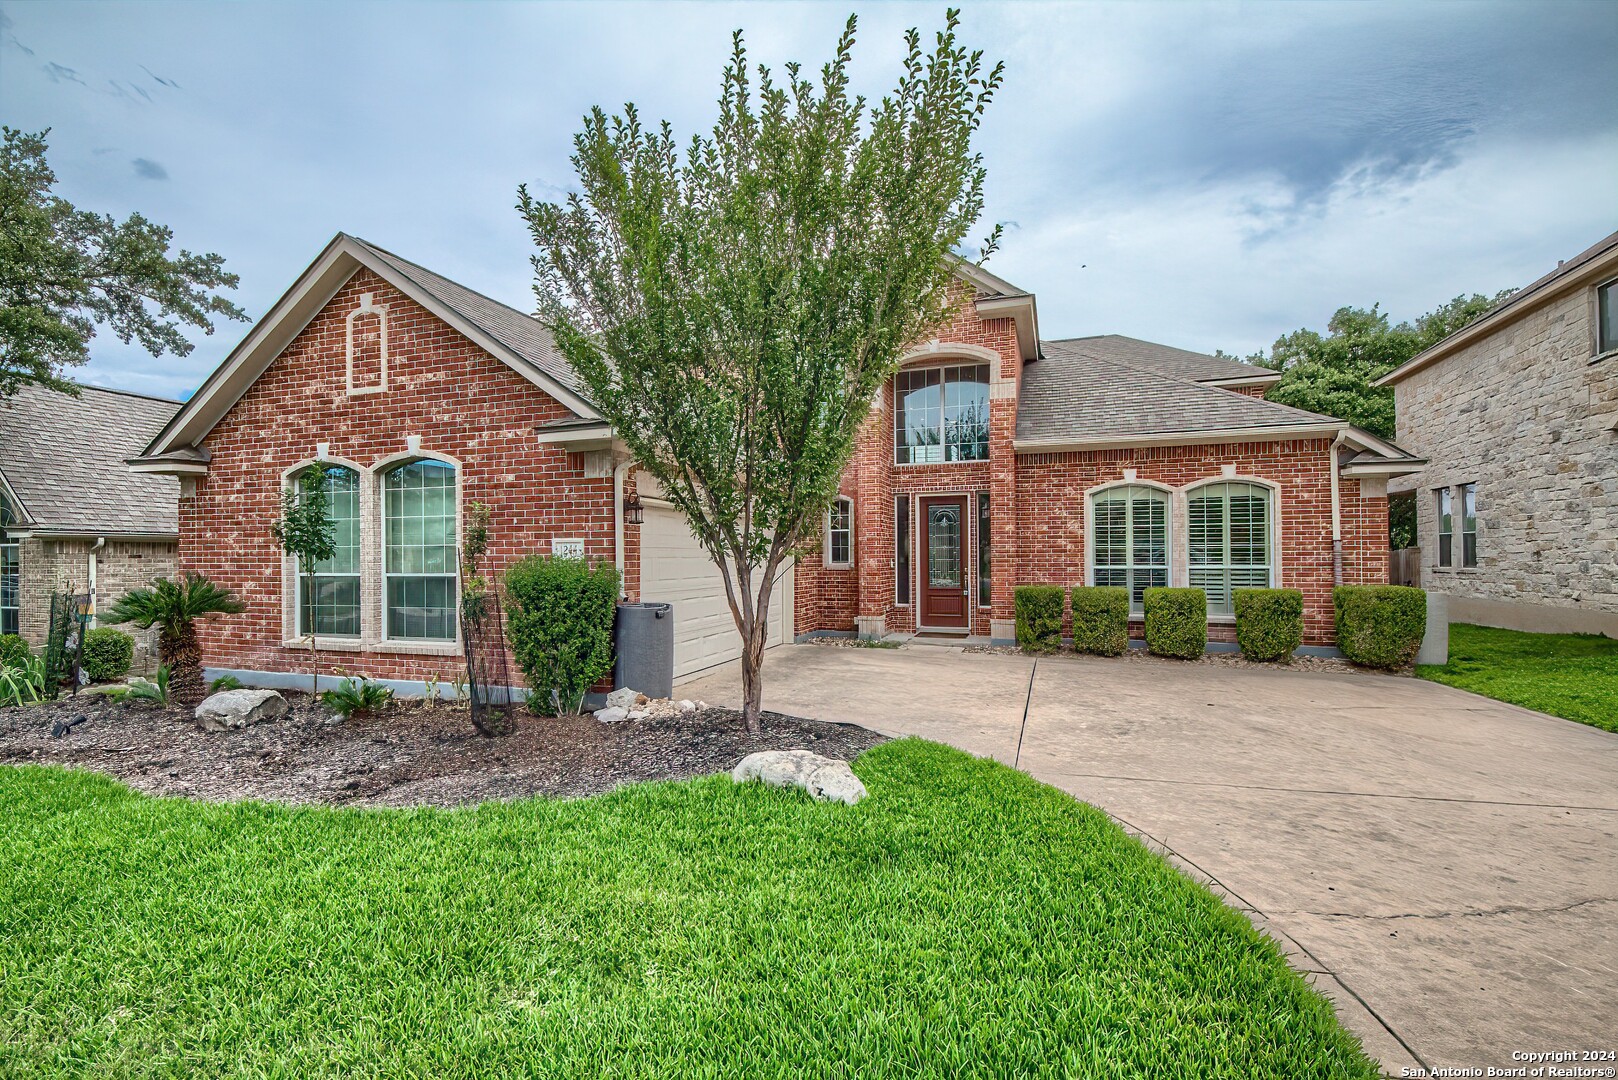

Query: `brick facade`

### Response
(181, 268, 640, 685)
(15, 537, 176, 668)
(796, 291, 1389, 647)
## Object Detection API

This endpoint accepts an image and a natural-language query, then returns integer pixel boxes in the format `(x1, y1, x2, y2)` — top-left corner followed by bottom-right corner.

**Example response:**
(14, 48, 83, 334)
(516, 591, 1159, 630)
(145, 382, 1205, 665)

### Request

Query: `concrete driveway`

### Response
(681, 643, 1618, 1075)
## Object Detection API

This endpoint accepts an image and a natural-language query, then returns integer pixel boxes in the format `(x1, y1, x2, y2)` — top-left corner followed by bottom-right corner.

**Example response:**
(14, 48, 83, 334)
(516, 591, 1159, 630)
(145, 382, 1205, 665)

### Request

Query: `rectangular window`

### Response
(977, 493, 991, 607)
(1, 541, 17, 637)
(894, 364, 990, 464)
(826, 498, 853, 568)
(1436, 488, 1453, 568)
(1599, 279, 1618, 355)
(1461, 483, 1477, 568)
(895, 496, 910, 605)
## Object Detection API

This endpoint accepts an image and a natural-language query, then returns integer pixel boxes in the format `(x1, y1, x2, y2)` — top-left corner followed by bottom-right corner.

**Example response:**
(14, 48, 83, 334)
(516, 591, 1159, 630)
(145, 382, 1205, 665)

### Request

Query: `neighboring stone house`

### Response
(1378, 230, 1618, 637)
(131, 233, 1421, 695)
(0, 383, 181, 663)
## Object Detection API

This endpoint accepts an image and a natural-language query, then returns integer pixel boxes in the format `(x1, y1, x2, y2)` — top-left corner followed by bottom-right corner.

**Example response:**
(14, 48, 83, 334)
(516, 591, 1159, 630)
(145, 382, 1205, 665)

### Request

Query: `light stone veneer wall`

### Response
(1389, 282, 1618, 636)
(17, 538, 177, 670)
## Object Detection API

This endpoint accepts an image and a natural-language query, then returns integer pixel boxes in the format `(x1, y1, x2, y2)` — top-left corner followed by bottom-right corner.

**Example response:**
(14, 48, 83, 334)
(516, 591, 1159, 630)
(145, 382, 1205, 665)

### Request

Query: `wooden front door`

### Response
(919, 496, 970, 629)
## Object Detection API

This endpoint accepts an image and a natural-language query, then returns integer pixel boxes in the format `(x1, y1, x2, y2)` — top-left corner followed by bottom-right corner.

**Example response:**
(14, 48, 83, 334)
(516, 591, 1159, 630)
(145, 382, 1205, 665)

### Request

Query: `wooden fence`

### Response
(1388, 547, 1422, 587)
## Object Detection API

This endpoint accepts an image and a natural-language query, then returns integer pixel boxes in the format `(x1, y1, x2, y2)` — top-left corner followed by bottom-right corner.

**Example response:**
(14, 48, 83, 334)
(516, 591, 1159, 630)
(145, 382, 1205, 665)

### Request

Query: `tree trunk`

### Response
(306, 570, 319, 699)
(164, 624, 206, 706)
(740, 626, 766, 734)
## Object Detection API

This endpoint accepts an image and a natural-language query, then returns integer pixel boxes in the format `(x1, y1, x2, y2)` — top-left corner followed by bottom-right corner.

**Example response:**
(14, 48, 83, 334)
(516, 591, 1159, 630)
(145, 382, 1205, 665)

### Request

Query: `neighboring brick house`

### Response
(1377, 230, 1618, 637)
(132, 233, 1420, 695)
(0, 383, 180, 665)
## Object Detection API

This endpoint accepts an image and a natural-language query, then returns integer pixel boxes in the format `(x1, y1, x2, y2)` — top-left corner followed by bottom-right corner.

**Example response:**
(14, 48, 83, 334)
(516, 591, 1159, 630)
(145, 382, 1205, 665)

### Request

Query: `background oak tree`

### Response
(0, 127, 246, 397)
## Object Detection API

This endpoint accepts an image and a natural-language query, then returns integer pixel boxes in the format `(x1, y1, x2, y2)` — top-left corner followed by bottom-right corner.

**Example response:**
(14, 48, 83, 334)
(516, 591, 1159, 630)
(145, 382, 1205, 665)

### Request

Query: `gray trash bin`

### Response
(614, 601, 674, 699)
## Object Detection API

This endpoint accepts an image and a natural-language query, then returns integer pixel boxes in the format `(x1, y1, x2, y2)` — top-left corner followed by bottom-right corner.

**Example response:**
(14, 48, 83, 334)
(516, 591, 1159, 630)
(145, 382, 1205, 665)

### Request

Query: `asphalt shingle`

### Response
(1016, 339, 1335, 444)
(0, 383, 180, 535)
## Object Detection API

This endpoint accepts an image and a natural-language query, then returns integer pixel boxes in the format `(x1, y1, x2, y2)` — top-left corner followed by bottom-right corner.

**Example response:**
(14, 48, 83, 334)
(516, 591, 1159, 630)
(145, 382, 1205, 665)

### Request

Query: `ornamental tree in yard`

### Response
(272, 469, 338, 698)
(520, 10, 1003, 733)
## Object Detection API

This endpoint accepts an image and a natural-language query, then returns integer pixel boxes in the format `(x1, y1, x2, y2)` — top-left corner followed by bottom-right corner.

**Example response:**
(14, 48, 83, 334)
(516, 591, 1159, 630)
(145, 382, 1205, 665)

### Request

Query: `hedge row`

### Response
(1009, 584, 1413, 666)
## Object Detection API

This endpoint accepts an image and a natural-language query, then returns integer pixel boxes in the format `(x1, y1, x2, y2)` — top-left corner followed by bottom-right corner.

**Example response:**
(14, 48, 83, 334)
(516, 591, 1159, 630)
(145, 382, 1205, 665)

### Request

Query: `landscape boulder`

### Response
(604, 687, 646, 711)
(731, 749, 867, 806)
(593, 706, 631, 724)
(195, 688, 288, 732)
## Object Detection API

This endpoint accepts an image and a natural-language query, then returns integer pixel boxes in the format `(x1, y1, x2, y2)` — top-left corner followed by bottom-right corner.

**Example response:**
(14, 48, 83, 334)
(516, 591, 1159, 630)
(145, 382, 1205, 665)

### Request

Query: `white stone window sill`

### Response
(282, 637, 364, 652)
(824, 562, 854, 571)
(1589, 349, 1617, 366)
(281, 637, 462, 657)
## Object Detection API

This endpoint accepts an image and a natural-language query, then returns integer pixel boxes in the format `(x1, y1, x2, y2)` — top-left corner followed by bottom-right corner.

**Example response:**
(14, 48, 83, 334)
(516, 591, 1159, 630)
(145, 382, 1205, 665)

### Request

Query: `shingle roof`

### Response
(0, 383, 180, 535)
(347, 236, 584, 397)
(1045, 335, 1278, 384)
(1016, 339, 1335, 444)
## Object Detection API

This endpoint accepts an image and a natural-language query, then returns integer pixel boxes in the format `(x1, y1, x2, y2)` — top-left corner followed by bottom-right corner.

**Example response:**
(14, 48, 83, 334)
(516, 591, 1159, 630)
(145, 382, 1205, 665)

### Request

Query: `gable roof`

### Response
(1016, 338, 1351, 448)
(1376, 228, 1618, 386)
(0, 383, 180, 537)
(1046, 335, 1280, 387)
(136, 233, 597, 465)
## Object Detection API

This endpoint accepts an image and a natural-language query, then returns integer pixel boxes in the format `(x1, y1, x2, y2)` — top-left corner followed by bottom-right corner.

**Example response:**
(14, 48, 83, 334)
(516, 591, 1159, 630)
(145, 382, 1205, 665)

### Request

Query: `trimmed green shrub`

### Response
(504, 555, 621, 715)
(1233, 588, 1303, 662)
(0, 633, 29, 667)
(1142, 588, 1207, 659)
(1069, 586, 1129, 656)
(1334, 585, 1427, 669)
(80, 627, 135, 682)
(321, 677, 393, 719)
(1013, 585, 1063, 654)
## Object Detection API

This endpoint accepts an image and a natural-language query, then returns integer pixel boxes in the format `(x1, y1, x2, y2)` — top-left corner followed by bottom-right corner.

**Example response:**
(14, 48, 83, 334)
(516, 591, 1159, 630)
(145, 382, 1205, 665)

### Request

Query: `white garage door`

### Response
(640, 503, 793, 680)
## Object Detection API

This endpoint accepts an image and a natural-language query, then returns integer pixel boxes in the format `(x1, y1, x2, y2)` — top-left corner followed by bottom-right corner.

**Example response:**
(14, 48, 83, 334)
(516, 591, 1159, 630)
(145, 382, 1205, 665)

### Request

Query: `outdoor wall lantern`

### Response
(623, 494, 645, 526)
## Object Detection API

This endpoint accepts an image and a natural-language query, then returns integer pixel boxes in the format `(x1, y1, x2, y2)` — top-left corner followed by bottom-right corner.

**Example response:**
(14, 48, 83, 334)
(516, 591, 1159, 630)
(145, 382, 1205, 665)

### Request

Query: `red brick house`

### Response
(132, 234, 1421, 693)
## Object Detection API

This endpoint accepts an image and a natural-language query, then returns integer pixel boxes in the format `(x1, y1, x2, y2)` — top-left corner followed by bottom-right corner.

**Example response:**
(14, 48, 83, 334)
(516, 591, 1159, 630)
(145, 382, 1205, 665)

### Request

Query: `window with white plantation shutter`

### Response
(1187, 482, 1273, 615)
(1091, 485, 1169, 612)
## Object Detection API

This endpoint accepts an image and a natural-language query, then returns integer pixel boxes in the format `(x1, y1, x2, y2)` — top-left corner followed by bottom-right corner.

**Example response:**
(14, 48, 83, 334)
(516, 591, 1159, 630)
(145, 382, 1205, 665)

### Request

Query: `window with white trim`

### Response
(1187, 481, 1273, 615)
(1460, 483, 1477, 568)
(1091, 485, 1169, 612)
(894, 364, 990, 463)
(0, 500, 18, 637)
(826, 497, 853, 568)
(384, 460, 458, 641)
(1599, 278, 1618, 356)
(296, 465, 362, 636)
(1436, 487, 1453, 568)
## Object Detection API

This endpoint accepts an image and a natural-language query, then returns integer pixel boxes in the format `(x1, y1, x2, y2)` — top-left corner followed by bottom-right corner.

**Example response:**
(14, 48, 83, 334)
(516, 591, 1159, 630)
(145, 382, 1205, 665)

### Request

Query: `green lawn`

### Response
(1419, 622, 1618, 733)
(0, 741, 1375, 1078)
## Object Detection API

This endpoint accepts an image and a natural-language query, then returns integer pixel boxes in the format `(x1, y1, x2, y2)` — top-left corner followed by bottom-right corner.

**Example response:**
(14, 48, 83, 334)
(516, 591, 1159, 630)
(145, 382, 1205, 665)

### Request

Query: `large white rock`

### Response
(731, 749, 868, 806)
(604, 687, 641, 711)
(594, 706, 631, 724)
(195, 688, 288, 732)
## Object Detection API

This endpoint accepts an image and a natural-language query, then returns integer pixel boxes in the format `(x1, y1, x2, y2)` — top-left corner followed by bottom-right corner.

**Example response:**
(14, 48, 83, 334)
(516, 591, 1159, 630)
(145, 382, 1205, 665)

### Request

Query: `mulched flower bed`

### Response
(0, 693, 886, 808)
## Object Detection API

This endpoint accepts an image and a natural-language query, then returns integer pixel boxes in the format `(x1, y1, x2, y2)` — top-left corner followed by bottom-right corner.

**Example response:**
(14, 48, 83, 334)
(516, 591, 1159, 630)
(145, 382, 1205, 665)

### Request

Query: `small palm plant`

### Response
(106, 574, 245, 706)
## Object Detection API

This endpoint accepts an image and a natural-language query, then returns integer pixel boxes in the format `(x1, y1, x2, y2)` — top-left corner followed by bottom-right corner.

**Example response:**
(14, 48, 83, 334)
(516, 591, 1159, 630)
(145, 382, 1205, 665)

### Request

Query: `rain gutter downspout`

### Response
(613, 458, 632, 600)
(1329, 431, 1347, 586)
(89, 536, 106, 626)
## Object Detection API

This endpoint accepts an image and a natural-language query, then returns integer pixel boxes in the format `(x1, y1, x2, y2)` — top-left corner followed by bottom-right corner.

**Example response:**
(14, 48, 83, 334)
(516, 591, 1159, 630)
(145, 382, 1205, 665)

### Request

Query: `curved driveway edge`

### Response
(680, 643, 1618, 1076)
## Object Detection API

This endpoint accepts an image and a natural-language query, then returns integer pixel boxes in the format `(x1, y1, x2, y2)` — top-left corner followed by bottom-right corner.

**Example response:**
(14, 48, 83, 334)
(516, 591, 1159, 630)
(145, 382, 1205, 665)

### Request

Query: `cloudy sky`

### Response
(5, 0, 1615, 400)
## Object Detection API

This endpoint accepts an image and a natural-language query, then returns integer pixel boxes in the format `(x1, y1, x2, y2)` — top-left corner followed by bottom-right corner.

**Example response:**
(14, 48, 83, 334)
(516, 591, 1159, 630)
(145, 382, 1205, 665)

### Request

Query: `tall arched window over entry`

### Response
(1188, 481, 1273, 615)
(1090, 485, 1169, 612)
(298, 464, 361, 636)
(384, 460, 457, 641)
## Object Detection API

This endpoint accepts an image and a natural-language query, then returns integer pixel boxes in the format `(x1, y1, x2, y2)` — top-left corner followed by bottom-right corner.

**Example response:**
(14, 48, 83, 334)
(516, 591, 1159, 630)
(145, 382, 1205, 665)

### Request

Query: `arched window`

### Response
(384, 460, 457, 641)
(297, 465, 361, 637)
(1090, 485, 1169, 612)
(1188, 481, 1273, 615)
(826, 496, 853, 568)
(895, 364, 990, 463)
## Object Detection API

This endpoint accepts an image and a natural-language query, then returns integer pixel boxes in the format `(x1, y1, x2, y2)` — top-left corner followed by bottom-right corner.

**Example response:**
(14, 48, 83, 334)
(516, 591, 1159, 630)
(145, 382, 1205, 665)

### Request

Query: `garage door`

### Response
(640, 503, 793, 680)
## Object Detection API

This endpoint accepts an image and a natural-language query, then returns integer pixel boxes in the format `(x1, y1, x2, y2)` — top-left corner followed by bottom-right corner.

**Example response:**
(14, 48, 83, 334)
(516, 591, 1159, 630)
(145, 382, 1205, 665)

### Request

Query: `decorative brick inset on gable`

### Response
(183, 267, 637, 684)
(345, 292, 388, 394)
